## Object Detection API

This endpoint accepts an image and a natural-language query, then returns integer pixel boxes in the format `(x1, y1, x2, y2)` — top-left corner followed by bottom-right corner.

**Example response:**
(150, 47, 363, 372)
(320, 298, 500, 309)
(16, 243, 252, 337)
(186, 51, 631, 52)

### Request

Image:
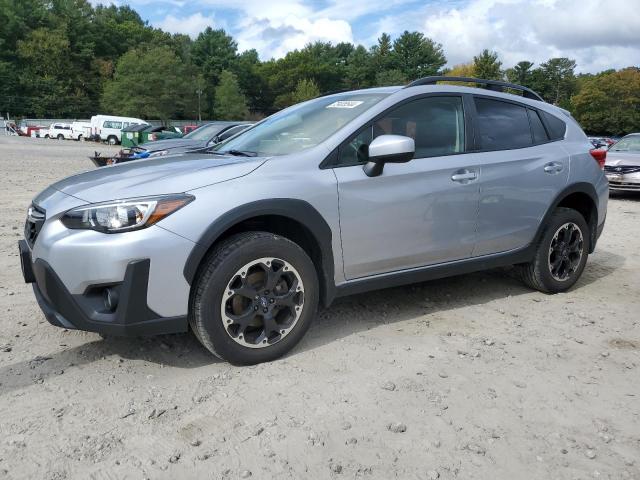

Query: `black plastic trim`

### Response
(32, 258, 188, 336)
(335, 244, 535, 298)
(183, 199, 336, 306)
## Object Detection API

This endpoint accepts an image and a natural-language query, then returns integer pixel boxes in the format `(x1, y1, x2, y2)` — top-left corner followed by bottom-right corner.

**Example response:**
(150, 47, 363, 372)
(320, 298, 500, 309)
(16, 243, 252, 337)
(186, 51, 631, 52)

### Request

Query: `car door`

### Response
(469, 96, 569, 256)
(333, 95, 481, 280)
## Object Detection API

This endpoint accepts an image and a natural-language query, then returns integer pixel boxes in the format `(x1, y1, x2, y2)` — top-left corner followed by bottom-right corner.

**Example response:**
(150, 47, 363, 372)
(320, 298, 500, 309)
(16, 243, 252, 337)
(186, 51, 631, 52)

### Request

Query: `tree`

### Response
(101, 45, 198, 122)
(291, 79, 320, 104)
(391, 31, 446, 80)
(505, 61, 534, 86)
(191, 28, 238, 117)
(537, 57, 577, 106)
(571, 68, 640, 136)
(473, 49, 502, 80)
(370, 33, 394, 72)
(375, 69, 407, 86)
(214, 70, 249, 120)
(345, 45, 374, 89)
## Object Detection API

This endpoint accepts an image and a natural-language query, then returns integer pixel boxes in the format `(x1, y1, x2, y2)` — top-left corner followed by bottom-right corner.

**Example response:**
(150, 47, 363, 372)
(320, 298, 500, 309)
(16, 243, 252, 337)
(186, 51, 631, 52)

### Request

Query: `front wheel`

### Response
(517, 207, 589, 293)
(189, 232, 319, 365)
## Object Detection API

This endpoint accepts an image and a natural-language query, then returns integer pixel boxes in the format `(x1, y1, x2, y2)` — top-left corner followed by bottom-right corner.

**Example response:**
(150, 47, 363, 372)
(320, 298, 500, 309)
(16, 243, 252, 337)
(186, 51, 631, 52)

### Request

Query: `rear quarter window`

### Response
(539, 111, 566, 140)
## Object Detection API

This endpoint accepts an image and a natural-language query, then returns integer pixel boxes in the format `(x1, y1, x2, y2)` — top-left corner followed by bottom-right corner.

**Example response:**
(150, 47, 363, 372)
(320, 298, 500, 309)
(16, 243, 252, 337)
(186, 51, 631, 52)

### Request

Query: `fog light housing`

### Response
(103, 288, 119, 312)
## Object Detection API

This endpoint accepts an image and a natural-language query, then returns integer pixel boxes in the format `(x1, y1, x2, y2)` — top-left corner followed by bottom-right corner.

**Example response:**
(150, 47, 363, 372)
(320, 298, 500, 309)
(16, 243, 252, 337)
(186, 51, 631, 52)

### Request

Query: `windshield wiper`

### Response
(220, 149, 257, 157)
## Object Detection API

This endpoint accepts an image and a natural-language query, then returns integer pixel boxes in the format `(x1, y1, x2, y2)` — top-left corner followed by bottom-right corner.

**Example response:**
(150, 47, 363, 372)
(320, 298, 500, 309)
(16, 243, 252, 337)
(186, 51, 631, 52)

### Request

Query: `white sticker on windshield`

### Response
(326, 100, 364, 109)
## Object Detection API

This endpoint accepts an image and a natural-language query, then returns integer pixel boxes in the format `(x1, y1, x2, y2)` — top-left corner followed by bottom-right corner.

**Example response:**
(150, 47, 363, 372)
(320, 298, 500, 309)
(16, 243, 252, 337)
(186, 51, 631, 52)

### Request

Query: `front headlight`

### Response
(61, 194, 194, 233)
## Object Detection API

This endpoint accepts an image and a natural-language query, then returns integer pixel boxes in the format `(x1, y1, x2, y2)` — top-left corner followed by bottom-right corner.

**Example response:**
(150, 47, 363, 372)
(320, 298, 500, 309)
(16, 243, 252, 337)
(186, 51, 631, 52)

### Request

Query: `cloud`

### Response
(155, 12, 215, 38)
(235, 16, 354, 59)
(417, 0, 640, 72)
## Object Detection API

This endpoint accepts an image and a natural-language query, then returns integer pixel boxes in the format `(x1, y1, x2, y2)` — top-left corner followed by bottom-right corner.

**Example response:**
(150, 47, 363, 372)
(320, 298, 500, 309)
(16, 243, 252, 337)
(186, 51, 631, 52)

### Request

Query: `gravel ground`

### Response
(0, 134, 639, 480)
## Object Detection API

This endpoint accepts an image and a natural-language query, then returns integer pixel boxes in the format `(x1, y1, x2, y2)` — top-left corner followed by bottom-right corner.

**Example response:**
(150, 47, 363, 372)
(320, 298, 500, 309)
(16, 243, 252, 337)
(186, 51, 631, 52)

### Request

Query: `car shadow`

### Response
(296, 248, 625, 354)
(0, 250, 625, 393)
(0, 331, 216, 396)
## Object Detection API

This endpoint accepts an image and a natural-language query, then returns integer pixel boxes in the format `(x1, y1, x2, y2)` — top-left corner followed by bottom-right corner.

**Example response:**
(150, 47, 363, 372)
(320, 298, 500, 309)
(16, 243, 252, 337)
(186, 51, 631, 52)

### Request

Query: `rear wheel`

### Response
(57, 134, 64, 140)
(190, 232, 318, 365)
(107, 136, 117, 145)
(517, 207, 589, 293)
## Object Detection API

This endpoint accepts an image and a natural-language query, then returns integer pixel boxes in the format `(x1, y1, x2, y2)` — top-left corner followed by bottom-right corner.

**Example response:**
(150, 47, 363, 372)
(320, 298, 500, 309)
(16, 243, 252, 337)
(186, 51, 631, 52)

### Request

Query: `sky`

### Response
(102, 0, 640, 73)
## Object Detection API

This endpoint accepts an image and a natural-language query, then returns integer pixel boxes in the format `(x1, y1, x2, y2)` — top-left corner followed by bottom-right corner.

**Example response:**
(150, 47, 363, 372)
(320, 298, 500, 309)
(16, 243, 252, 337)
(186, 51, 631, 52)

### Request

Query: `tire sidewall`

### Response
(536, 209, 589, 292)
(194, 235, 319, 365)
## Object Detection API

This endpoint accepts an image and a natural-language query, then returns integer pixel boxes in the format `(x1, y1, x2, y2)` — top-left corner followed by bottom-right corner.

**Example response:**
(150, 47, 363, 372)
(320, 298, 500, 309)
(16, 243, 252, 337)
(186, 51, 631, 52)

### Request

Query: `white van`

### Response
(48, 123, 73, 140)
(90, 115, 147, 144)
(71, 121, 91, 141)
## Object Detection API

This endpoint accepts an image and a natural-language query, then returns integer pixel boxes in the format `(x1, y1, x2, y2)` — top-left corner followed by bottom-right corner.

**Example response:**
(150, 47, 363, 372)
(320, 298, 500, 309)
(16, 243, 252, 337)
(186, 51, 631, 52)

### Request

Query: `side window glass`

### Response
(374, 96, 465, 159)
(474, 98, 532, 150)
(336, 96, 465, 166)
(528, 109, 549, 144)
(339, 127, 373, 166)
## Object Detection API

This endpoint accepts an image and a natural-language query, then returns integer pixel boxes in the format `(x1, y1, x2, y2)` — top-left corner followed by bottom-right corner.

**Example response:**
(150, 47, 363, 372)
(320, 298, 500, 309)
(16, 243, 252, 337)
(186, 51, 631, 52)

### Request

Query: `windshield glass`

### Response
(214, 92, 390, 156)
(610, 136, 640, 152)
(184, 123, 231, 141)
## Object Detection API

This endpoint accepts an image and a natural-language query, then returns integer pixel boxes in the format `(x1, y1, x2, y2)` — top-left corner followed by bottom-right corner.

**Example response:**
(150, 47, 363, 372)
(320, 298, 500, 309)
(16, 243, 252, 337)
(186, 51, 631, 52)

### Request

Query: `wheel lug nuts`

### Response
(264, 290, 269, 295)
(269, 298, 274, 303)
(263, 308, 268, 313)
(254, 306, 258, 311)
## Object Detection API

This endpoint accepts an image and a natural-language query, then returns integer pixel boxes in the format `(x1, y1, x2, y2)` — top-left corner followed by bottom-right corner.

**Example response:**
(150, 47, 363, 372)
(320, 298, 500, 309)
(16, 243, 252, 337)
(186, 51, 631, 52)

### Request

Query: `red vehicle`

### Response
(181, 125, 199, 134)
(21, 126, 48, 137)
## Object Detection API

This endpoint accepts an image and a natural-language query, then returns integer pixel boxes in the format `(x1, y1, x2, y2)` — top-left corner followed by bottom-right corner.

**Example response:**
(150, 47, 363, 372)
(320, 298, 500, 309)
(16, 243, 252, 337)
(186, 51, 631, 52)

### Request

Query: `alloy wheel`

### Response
(548, 222, 584, 281)
(220, 257, 305, 348)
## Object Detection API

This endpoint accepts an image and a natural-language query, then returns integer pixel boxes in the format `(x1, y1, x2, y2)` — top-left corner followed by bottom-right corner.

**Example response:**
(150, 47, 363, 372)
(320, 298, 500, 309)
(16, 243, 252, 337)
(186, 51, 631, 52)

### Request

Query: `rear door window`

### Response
(474, 97, 532, 150)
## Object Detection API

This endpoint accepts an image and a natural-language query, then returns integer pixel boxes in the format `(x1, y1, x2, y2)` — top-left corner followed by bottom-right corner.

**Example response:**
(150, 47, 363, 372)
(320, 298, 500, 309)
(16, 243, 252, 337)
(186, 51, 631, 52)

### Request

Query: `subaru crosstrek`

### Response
(19, 77, 608, 365)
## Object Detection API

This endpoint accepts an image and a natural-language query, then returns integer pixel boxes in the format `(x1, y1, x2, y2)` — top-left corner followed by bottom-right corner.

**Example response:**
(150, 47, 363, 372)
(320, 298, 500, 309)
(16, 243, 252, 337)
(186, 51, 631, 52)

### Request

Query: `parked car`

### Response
(19, 76, 608, 365)
(89, 115, 147, 145)
(140, 122, 252, 157)
(588, 137, 608, 149)
(604, 133, 640, 192)
(181, 125, 199, 135)
(71, 121, 91, 141)
(48, 123, 73, 140)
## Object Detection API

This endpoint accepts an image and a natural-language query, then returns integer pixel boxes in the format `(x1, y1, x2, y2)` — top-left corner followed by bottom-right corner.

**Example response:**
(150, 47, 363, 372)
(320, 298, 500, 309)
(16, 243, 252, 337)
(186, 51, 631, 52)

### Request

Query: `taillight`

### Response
(590, 149, 606, 169)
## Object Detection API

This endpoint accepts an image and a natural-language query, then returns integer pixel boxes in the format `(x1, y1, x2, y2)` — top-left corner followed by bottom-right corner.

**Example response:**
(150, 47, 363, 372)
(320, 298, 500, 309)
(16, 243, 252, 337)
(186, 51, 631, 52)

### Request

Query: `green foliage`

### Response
(214, 70, 249, 120)
(391, 31, 446, 80)
(291, 79, 320, 104)
(101, 45, 198, 122)
(473, 49, 503, 80)
(0, 1, 636, 135)
(571, 68, 640, 135)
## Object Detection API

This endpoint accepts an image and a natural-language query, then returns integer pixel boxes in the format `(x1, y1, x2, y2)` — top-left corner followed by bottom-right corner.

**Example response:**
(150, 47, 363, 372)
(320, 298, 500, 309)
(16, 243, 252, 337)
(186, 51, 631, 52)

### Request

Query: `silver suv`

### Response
(19, 77, 608, 365)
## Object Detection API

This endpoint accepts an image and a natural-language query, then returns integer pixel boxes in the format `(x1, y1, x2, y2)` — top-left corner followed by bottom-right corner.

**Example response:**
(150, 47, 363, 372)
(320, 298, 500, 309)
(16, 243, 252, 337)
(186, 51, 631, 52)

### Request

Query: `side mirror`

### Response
(363, 135, 415, 177)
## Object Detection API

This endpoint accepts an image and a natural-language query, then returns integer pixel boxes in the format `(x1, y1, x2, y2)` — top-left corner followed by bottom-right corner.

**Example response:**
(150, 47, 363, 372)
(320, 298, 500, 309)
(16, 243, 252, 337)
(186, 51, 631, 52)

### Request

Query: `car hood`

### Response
(605, 151, 640, 166)
(141, 138, 207, 152)
(47, 154, 267, 203)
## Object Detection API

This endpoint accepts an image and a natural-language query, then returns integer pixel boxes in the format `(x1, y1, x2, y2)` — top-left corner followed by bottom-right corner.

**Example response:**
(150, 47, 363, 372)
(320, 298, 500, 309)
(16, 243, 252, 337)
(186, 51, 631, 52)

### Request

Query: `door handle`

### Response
(544, 162, 563, 174)
(451, 171, 477, 182)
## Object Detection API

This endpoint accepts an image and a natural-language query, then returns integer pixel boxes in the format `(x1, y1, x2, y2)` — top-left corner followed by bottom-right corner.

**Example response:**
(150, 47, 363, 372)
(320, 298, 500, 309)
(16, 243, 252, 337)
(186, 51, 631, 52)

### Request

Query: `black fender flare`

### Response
(534, 182, 599, 253)
(183, 199, 336, 306)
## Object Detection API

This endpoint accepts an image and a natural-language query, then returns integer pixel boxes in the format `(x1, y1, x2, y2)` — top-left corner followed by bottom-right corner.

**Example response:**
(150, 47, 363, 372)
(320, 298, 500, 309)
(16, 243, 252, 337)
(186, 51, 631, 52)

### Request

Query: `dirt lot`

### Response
(0, 134, 638, 480)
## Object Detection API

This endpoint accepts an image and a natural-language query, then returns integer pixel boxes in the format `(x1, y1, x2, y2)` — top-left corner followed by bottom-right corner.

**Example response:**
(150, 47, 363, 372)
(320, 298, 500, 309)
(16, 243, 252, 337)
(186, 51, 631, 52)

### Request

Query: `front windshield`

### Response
(184, 123, 230, 141)
(610, 136, 640, 152)
(215, 92, 390, 156)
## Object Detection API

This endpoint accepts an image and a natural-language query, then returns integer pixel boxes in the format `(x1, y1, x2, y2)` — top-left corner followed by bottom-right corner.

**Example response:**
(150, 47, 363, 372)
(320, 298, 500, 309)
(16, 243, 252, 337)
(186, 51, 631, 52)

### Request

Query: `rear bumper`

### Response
(20, 241, 187, 336)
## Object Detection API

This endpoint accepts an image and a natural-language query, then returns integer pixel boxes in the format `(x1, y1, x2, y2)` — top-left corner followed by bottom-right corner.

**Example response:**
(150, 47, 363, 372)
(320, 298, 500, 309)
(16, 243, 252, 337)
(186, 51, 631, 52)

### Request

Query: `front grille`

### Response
(24, 204, 46, 247)
(605, 165, 640, 174)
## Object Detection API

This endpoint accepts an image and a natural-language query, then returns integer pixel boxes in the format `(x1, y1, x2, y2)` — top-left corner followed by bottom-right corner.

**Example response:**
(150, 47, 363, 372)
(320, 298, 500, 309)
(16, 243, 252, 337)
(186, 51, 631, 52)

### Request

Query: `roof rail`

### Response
(405, 76, 544, 102)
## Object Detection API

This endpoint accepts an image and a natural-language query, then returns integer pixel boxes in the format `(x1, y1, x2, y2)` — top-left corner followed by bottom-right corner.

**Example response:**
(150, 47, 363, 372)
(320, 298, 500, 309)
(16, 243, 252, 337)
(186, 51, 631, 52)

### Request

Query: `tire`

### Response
(57, 134, 64, 140)
(78, 134, 84, 142)
(189, 231, 318, 365)
(107, 136, 118, 145)
(517, 207, 589, 293)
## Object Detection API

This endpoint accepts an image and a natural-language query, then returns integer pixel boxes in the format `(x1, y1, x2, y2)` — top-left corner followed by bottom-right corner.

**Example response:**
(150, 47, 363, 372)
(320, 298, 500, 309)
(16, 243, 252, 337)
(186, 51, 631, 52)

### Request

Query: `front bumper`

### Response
(19, 240, 187, 336)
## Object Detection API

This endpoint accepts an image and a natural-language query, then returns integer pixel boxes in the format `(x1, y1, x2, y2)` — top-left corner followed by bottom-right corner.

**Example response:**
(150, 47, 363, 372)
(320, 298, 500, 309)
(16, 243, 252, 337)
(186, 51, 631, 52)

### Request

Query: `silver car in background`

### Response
(19, 76, 608, 365)
(604, 133, 640, 192)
